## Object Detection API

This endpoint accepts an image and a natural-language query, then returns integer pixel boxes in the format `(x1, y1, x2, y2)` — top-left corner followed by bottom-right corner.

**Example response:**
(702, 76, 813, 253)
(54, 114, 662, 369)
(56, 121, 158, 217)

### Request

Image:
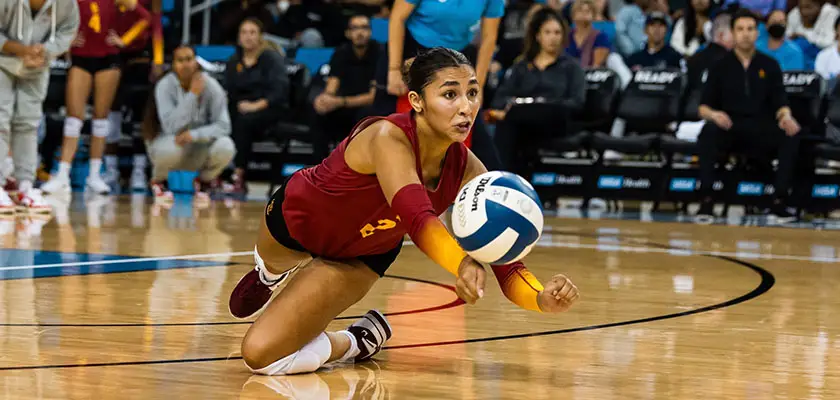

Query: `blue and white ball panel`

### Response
(452, 171, 543, 265)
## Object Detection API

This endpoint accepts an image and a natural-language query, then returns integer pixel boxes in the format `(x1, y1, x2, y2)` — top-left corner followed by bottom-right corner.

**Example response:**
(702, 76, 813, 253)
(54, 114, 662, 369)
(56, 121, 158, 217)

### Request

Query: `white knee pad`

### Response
(92, 118, 109, 138)
(63, 117, 83, 138)
(249, 332, 332, 376)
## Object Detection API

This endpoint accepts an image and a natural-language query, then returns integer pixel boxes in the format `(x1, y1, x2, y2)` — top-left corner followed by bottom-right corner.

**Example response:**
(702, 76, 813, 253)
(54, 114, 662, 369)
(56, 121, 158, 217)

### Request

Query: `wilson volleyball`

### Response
(452, 171, 544, 264)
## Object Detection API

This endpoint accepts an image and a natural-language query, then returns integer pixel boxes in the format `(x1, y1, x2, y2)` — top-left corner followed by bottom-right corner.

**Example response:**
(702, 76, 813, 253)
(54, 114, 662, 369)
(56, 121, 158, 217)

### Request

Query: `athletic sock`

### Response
(56, 162, 71, 180)
(89, 158, 102, 179)
(336, 330, 360, 362)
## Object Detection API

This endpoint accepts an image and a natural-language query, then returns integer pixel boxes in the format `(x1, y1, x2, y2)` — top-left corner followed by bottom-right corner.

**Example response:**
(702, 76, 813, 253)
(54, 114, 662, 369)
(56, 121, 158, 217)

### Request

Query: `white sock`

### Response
(56, 162, 71, 179)
(89, 158, 102, 179)
(336, 330, 360, 363)
(255, 246, 292, 285)
(104, 155, 118, 171)
(132, 154, 147, 170)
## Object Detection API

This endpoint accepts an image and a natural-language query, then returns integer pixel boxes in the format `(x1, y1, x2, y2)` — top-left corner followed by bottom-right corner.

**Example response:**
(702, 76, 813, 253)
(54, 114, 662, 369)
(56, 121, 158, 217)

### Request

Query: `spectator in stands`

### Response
(488, 8, 586, 174)
(627, 12, 683, 68)
(815, 16, 840, 84)
(567, 0, 613, 67)
(310, 14, 381, 159)
(758, 10, 806, 70)
(787, 0, 839, 49)
(224, 18, 289, 195)
(670, 0, 713, 56)
(722, 0, 785, 17)
(217, 0, 276, 46)
(143, 45, 235, 205)
(615, 0, 652, 57)
(0, 0, 79, 212)
(696, 9, 801, 222)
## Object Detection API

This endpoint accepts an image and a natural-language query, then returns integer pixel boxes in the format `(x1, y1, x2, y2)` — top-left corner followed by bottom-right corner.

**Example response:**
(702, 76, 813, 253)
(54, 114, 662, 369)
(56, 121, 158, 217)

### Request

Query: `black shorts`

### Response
(264, 174, 402, 277)
(70, 54, 121, 75)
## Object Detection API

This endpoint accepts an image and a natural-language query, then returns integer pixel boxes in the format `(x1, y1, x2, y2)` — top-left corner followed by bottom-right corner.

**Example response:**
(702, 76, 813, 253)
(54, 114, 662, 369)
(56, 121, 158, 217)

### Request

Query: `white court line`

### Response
(0, 251, 255, 272)
(2, 238, 837, 272)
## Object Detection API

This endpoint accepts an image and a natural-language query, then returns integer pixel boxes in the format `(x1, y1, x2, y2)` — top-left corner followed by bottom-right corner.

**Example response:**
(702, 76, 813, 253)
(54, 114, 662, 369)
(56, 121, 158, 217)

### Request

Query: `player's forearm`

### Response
(341, 90, 375, 108)
(491, 262, 544, 312)
(1, 40, 27, 57)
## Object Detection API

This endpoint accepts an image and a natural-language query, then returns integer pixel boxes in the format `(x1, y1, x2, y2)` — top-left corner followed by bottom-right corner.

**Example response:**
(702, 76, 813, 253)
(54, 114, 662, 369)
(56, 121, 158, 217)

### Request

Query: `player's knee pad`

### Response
(247, 332, 331, 376)
(63, 117, 83, 138)
(92, 118, 110, 138)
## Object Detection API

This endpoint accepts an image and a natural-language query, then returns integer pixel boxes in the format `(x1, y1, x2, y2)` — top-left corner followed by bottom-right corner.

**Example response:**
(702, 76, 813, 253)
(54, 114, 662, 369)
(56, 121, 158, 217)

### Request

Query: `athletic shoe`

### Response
(0, 188, 16, 215)
(228, 264, 297, 319)
(693, 200, 715, 225)
(151, 181, 173, 204)
(15, 188, 51, 214)
(86, 175, 111, 195)
(40, 175, 71, 195)
(3, 176, 18, 196)
(193, 178, 213, 205)
(347, 310, 392, 362)
(769, 204, 797, 224)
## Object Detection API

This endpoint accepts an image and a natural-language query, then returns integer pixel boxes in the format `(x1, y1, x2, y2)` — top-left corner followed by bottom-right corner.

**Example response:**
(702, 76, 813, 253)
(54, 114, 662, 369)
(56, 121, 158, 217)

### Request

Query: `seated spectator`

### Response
(757, 10, 806, 70)
(627, 12, 683, 68)
(615, 0, 651, 57)
(815, 16, 840, 84)
(310, 14, 381, 159)
(225, 18, 289, 195)
(561, 0, 612, 22)
(488, 8, 586, 174)
(787, 0, 839, 49)
(722, 0, 785, 18)
(696, 9, 801, 222)
(567, 0, 613, 67)
(670, 0, 713, 56)
(143, 45, 235, 205)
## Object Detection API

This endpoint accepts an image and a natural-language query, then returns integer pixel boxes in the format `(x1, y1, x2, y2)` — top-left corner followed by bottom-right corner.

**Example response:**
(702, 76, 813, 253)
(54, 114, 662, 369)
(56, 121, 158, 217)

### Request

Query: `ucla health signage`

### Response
(597, 175, 651, 189)
(812, 184, 839, 198)
(532, 173, 584, 186)
(669, 178, 696, 192)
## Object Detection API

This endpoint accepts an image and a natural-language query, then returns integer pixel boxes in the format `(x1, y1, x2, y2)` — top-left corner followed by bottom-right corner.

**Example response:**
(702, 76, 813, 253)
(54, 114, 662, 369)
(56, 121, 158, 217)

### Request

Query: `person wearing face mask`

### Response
(143, 45, 234, 205)
(626, 12, 682, 69)
(757, 10, 805, 71)
(486, 8, 586, 175)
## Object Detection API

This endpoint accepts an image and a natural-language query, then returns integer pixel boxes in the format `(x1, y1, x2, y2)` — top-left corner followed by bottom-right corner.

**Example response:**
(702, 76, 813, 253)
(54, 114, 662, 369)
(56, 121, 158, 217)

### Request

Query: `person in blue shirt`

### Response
(615, 0, 650, 57)
(567, 0, 613, 67)
(757, 10, 806, 70)
(627, 12, 683, 69)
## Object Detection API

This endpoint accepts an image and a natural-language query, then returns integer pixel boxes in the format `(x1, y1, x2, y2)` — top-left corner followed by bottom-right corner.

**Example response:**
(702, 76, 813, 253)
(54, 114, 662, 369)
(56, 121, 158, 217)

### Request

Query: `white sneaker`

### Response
(41, 175, 71, 195)
(15, 188, 51, 214)
(0, 188, 15, 215)
(86, 175, 111, 195)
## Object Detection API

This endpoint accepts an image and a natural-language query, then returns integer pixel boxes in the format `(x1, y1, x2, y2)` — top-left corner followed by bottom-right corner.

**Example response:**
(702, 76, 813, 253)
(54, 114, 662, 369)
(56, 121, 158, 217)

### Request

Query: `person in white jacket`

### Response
(787, 0, 840, 50)
(0, 0, 80, 213)
(670, 0, 712, 57)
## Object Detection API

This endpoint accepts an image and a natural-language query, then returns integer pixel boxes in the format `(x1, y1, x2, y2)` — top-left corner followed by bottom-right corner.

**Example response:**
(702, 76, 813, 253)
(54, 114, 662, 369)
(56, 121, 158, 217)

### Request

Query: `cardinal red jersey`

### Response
(114, 0, 153, 52)
(282, 112, 469, 259)
(73, 0, 119, 57)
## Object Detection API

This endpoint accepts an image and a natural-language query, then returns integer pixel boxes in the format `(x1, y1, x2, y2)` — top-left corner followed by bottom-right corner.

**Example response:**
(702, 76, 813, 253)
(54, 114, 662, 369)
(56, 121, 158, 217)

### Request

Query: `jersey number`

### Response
(360, 217, 400, 238)
(88, 3, 101, 33)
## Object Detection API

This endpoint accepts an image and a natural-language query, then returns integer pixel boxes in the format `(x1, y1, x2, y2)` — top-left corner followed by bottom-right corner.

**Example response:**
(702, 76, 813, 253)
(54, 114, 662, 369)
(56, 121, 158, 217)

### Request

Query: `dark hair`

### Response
(346, 13, 370, 28)
(835, 13, 840, 30)
(684, 0, 711, 47)
(403, 47, 472, 93)
(520, 7, 567, 62)
(731, 8, 758, 29)
(240, 17, 264, 33)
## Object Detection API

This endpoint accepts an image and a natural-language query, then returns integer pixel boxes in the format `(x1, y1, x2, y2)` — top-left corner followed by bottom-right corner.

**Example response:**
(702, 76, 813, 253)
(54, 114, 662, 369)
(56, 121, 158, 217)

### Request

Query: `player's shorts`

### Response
(70, 54, 121, 75)
(264, 172, 402, 277)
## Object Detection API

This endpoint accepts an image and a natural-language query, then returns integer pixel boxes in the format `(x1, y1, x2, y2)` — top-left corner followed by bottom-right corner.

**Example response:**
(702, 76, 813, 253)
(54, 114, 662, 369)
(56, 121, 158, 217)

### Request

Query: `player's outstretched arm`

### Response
(462, 150, 580, 313)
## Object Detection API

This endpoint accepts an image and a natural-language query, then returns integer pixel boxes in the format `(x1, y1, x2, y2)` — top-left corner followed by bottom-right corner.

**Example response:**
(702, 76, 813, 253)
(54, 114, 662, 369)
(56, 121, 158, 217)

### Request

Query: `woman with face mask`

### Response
(757, 10, 806, 71)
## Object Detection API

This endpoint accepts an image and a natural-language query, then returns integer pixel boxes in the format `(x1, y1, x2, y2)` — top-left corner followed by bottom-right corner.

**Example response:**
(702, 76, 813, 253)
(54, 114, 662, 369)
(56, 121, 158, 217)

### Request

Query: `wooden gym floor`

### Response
(0, 193, 839, 399)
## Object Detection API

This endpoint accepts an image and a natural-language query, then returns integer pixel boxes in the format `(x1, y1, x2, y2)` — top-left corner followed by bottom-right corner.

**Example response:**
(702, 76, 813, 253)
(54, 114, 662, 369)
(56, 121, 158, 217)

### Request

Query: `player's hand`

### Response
(175, 131, 193, 146)
(779, 116, 800, 136)
(537, 274, 579, 313)
(456, 256, 486, 305)
(106, 31, 125, 48)
(72, 33, 85, 48)
(386, 68, 407, 96)
(711, 111, 732, 130)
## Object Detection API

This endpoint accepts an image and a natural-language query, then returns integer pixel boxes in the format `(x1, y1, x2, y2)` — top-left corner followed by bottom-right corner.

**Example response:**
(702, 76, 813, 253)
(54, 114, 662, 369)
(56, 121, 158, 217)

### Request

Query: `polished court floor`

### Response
(1, 193, 839, 399)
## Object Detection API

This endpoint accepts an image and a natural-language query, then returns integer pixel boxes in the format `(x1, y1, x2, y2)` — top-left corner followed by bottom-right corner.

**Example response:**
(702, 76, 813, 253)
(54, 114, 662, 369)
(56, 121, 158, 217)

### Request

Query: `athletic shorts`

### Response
(264, 173, 402, 277)
(70, 54, 121, 75)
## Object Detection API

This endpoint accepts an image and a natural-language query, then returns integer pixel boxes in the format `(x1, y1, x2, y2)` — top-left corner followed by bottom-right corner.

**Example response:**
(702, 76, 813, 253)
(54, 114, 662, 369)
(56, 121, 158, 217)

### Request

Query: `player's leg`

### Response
(87, 62, 122, 194)
(10, 69, 51, 212)
(241, 256, 389, 374)
(41, 63, 92, 194)
(0, 70, 15, 212)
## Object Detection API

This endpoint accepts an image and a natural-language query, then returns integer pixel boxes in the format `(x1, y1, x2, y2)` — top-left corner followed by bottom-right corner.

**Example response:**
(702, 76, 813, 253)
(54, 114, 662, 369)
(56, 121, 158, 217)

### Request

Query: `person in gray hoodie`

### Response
(0, 0, 79, 212)
(142, 44, 235, 205)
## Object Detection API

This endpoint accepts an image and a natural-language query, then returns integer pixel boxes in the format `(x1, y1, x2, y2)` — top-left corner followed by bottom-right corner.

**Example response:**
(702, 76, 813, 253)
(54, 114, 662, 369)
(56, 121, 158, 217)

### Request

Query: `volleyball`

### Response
(451, 171, 544, 265)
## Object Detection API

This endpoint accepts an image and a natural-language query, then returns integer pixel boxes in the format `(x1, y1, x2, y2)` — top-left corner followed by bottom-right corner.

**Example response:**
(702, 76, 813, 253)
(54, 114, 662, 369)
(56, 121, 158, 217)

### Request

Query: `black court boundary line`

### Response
(0, 274, 465, 327)
(0, 250, 775, 371)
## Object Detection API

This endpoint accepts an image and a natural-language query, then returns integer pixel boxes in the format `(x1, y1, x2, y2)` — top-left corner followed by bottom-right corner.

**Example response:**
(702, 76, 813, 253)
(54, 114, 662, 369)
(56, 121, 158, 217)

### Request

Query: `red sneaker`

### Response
(228, 265, 295, 319)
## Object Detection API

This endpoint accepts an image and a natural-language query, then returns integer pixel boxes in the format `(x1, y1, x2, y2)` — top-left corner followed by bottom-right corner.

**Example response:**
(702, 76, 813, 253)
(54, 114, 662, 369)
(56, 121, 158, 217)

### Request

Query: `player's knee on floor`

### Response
(242, 332, 331, 375)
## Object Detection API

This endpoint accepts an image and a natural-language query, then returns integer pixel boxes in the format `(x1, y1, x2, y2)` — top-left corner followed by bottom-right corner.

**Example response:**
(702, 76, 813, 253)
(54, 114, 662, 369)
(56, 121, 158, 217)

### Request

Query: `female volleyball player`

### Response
(228, 48, 579, 376)
(41, 0, 150, 195)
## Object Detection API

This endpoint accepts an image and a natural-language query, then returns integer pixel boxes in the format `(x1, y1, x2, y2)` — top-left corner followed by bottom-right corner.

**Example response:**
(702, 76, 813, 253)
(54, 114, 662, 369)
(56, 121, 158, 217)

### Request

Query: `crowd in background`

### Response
(3, 0, 840, 220)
